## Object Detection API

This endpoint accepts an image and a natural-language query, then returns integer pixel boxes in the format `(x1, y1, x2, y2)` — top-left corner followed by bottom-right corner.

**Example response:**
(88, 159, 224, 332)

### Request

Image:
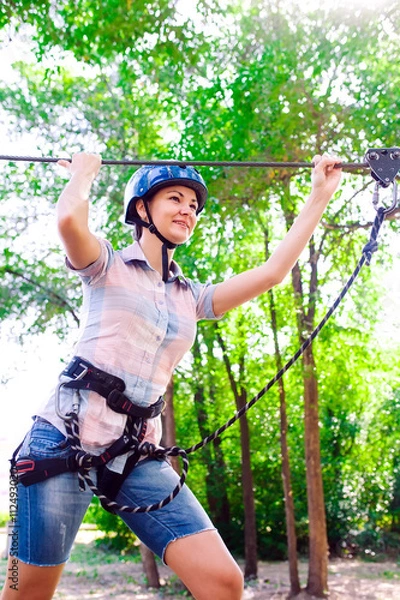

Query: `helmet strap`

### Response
(161, 244, 169, 283)
(132, 198, 181, 282)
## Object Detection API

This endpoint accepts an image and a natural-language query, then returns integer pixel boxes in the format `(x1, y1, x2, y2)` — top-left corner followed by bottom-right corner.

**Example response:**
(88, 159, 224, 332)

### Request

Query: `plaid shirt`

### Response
(38, 239, 219, 460)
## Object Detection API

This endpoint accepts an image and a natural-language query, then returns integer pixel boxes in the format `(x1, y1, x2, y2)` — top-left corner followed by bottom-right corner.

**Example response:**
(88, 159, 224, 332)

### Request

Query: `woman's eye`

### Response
(168, 196, 197, 212)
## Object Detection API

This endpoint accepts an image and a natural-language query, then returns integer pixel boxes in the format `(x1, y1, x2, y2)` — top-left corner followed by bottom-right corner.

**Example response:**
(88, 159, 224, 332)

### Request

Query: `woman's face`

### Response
(138, 185, 199, 244)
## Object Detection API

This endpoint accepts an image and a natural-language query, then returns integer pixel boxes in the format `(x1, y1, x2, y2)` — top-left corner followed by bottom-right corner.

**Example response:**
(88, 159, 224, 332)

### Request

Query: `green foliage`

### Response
(0, 0, 399, 560)
(0, 513, 9, 528)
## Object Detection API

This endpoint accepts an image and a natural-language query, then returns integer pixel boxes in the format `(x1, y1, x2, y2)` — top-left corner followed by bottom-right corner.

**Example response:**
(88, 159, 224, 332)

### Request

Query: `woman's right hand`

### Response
(56, 152, 102, 270)
(58, 152, 102, 182)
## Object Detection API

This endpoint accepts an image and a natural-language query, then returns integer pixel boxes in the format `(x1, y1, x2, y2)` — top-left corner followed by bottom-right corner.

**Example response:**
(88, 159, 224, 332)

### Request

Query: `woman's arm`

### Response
(212, 154, 342, 316)
(57, 152, 102, 270)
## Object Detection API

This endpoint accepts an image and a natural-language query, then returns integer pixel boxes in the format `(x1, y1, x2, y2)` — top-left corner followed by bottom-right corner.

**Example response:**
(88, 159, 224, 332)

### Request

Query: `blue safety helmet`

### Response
(123, 164, 208, 283)
(124, 164, 208, 224)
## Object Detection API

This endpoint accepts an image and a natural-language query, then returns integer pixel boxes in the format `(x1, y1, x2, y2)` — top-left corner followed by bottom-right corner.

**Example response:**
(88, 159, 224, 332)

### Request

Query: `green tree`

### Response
(1, 2, 400, 599)
(175, 1, 400, 595)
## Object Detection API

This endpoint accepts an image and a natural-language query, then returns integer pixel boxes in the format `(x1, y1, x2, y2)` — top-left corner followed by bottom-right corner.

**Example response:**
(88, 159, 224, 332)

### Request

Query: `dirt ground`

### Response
(1, 527, 399, 599)
(53, 558, 400, 600)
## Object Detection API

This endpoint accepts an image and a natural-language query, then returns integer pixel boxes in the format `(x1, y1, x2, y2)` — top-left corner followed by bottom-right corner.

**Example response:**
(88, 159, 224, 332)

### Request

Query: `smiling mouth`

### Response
(173, 220, 190, 230)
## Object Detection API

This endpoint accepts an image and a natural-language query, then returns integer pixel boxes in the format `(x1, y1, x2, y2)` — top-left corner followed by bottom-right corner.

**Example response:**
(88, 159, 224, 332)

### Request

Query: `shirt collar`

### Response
(119, 242, 188, 285)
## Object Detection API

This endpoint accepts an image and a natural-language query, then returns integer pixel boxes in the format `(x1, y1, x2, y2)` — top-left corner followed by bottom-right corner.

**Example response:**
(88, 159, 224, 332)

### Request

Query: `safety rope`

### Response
(66, 207, 386, 513)
(64, 412, 190, 513)
(184, 207, 386, 454)
(0, 154, 367, 169)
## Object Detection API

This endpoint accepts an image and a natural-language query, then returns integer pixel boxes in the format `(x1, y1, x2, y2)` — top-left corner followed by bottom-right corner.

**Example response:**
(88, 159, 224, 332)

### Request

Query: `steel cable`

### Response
(0, 154, 368, 169)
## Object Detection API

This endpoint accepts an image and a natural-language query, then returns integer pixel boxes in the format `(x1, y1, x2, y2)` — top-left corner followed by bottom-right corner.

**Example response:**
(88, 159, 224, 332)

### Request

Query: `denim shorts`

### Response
(12, 418, 215, 566)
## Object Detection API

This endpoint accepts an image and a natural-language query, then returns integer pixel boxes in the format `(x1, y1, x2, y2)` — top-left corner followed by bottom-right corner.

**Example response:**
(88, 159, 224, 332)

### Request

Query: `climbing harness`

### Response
(55, 356, 164, 420)
(10, 147, 400, 514)
(14, 357, 167, 513)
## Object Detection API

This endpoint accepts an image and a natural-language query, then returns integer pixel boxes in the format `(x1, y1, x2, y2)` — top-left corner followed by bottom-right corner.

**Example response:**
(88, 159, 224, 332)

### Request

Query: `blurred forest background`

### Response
(0, 0, 399, 597)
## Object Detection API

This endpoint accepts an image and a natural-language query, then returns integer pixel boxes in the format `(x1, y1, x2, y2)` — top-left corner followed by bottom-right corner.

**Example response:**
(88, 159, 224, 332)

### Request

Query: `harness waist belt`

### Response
(14, 456, 79, 486)
(62, 356, 164, 419)
(14, 418, 148, 489)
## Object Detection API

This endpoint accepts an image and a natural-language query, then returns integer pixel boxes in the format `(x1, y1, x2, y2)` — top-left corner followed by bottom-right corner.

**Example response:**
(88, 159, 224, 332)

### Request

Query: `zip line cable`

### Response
(0, 154, 367, 169)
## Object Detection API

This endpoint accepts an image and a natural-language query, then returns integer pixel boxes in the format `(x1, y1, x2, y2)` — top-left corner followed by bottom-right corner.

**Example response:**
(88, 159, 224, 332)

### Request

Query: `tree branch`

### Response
(3, 267, 80, 325)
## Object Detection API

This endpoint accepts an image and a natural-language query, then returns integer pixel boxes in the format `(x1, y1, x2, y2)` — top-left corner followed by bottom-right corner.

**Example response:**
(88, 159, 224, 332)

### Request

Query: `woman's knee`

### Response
(165, 530, 244, 599)
(0, 557, 65, 600)
(216, 559, 244, 597)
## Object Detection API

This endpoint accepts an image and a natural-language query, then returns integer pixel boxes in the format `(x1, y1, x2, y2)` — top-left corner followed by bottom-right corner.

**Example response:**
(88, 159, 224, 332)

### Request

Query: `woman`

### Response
(1, 151, 342, 600)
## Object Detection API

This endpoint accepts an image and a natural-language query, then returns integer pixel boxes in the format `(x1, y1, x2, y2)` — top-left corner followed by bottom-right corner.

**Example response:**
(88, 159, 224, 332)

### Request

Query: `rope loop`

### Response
(63, 412, 190, 513)
(138, 441, 157, 457)
(74, 451, 93, 471)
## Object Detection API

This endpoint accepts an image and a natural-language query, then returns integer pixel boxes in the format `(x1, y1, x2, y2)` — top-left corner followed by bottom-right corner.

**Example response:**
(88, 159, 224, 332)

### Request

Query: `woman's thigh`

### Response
(164, 529, 244, 600)
(12, 418, 93, 566)
(116, 458, 216, 562)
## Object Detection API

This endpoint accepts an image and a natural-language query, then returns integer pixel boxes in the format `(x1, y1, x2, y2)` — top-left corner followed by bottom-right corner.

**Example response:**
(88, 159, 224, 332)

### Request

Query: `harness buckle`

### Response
(63, 357, 90, 380)
(56, 361, 89, 422)
(14, 459, 35, 475)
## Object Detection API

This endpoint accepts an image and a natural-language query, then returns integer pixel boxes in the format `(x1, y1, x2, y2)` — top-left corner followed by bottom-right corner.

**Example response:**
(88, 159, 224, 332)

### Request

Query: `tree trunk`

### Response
(303, 345, 328, 597)
(138, 379, 180, 592)
(192, 337, 232, 538)
(216, 328, 258, 580)
(160, 376, 192, 596)
(237, 388, 258, 580)
(139, 543, 161, 588)
(268, 288, 301, 596)
(194, 388, 232, 527)
(291, 254, 329, 597)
